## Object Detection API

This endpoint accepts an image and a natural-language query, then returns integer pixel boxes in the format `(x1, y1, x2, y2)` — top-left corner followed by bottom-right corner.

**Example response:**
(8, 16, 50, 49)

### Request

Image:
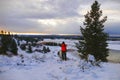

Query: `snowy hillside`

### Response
(0, 39, 120, 80)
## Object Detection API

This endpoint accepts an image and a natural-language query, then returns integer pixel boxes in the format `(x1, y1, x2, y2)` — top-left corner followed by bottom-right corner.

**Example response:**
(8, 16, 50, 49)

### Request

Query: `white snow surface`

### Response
(108, 41, 120, 50)
(0, 39, 120, 80)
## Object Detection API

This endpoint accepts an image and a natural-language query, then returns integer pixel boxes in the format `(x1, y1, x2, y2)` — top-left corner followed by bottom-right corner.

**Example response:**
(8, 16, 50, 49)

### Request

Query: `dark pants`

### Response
(62, 51, 67, 60)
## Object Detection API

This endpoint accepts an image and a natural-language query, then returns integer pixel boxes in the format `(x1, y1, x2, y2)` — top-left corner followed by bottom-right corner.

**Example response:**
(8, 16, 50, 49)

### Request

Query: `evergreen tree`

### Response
(20, 44, 26, 50)
(76, 1, 109, 62)
(43, 46, 47, 53)
(10, 38, 18, 55)
(28, 45, 32, 53)
(1, 32, 11, 54)
(46, 47, 50, 52)
(0, 30, 18, 55)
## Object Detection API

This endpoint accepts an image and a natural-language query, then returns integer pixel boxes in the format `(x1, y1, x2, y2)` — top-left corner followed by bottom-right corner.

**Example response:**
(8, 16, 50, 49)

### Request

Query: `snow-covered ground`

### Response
(108, 41, 120, 50)
(107, 41, 120, 63)
(0, 39, 120, 80)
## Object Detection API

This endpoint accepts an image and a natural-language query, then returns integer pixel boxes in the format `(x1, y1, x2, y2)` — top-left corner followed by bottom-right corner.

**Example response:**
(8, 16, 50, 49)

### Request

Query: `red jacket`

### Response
(61, 43, 67, 52)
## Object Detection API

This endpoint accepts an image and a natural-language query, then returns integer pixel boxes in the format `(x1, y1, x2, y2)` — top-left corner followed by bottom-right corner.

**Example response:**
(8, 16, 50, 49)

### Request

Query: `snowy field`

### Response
(107, 41, 120, 63)
(108, 41, 120, 50)
(0, 39, 120, 80)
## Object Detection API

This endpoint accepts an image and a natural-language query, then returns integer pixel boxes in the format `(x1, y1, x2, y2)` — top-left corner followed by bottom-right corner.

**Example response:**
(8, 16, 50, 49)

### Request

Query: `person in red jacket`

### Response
(61, 41, 67, 60)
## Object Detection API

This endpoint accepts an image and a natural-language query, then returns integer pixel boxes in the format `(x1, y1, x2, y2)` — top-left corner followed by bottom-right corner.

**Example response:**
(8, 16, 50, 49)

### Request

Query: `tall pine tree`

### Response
(76, 1, 109, 62)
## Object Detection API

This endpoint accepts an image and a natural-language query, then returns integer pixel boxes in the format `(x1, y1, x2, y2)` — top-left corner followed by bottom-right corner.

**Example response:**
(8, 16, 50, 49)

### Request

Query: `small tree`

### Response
(43, 46, 47, 53)
(76, 1, 109, 62)
(28, 45, 32, 53)
(20, 44, 26, 50)
(10, 38, 18, 55)
(1, 32, 11, 54)
(46, 47, 50, 52)
(0, 31, 18, 55)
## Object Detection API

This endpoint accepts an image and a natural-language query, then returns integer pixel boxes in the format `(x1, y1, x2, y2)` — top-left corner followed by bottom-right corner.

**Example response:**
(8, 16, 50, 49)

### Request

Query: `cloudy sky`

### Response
(0, 0, 120, 35)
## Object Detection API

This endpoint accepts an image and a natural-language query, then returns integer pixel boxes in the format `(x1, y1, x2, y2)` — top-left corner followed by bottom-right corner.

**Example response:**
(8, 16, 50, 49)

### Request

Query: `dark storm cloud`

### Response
(1, 0, 81, 19)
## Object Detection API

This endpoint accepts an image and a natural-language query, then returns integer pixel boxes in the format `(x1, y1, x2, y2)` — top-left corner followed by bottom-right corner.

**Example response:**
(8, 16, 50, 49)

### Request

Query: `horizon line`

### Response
(0, 32, 120, 36)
